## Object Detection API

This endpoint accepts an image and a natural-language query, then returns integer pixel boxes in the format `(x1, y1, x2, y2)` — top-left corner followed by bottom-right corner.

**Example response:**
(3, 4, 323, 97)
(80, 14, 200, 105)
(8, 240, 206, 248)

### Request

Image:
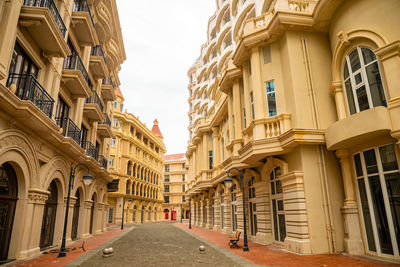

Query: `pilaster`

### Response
(254, 181, 273, 245)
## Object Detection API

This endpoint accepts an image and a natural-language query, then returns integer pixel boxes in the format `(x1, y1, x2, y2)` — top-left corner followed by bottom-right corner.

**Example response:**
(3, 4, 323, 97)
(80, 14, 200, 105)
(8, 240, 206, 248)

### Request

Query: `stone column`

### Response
(114, 197, 123, 225)
(330, 81, 347, 120)
(249, 46, 266, 140)
(82, 200, 93, 238)
(280, 171, 312, 254)
(254, 181, 273, 245)
(212, 127, 220, 167)
(222, 193, 232, 234)
(206, 199, 213, 229)
(200, 200, 206, 227)
(65, 197, 76, 245)
(97, 203, 104, 234)
(213, 197, 221, 232)
(17, 189, 49, 259)
(336, 150, 364, 255)
(232, 79, 243, 155)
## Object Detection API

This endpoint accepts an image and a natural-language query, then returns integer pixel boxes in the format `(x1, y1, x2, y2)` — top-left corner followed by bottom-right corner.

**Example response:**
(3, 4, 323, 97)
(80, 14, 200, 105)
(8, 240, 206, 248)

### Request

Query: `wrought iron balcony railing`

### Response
(99, 113, 111, 126)
(24, 0, 67, 37)
(102, 77, 114, 87)
(7, 73, 54, 119)
(82, 141, 98, 160)
(63, 53, 89, 86)
(72, 0, 95, 27)
(91, 45, 107, 64)
(55, 117, 81, 145)
(98, 155, 107, 169)
(85, 90, 104, 112)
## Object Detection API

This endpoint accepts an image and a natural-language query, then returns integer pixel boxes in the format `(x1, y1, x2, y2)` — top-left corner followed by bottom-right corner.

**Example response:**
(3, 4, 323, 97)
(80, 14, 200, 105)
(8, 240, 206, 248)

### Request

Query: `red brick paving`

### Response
(8, 226, 130, 267)
(175, 223, 399, 267)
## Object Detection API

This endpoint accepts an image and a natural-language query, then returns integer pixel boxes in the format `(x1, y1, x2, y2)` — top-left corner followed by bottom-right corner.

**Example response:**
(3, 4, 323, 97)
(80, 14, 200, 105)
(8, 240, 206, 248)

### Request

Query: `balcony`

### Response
(82, 141, 98, 160)
(98, 155, 108, 169)
(55, 117, 81, 145)
(84, 90, 104, 122)
(20, 0, 69, 57)
(6, 73, 54, 119)
(70, 0, 98, 45)
(89, 45, 108, 79)
(62, 54, 91, 98)
(101, 77, 116, 101)
(97, 113, 112, 138)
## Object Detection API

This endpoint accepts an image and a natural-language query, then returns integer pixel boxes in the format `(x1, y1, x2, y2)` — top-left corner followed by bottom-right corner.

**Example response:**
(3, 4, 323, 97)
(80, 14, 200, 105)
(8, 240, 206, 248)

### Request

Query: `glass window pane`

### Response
(276, 180, 282, 194)
(270, 182, 275, 195)
(385, 172, 400, 251)
(277, 200, 284, 211)
(344, 61, 349, 80)
(362, 48, 376, 65)
(267, 92, 277, 117)
(363, 149, 378, 174)
(358, 178, 377, 252)
(369, 175, 394, 255)
(354, 153, 363, 177)
(355, 73, 362, 85)
(345, 80, 356, 115)
(379, 145, 399, 172)
(272, 199, 278, 241)
(349, 49, 361, 72)
(275, 167, 281, 177)
(366, 62, 386, 107)
(356, 85, 369, 111)
(278, 214, 286, 242)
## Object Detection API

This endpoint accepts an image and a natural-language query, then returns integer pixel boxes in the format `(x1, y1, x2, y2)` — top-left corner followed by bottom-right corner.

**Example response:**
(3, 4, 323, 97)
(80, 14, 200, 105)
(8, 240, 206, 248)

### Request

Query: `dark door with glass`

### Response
(89, 195, 95, 234)
(71, 191, 80, 240)
(0, 163, 18, 261)
(40, 180, 58, 250)
(55, 96, 70, 130)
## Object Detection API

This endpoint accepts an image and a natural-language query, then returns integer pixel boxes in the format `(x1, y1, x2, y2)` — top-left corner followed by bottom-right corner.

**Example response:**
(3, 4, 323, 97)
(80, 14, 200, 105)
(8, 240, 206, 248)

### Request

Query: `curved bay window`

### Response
(354, 144, 400, 256)
(343, 47, 386, 115)
(270, 167, 286, 242)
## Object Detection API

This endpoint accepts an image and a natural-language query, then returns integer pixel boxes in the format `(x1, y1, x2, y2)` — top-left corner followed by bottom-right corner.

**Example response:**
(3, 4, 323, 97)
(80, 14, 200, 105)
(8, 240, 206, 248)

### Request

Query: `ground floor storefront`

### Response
(162, 203, 190, 221)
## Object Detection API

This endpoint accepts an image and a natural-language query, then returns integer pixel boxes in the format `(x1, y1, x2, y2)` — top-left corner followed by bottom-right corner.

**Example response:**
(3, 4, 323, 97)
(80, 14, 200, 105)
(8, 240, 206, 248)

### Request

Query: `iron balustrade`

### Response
(63, 54, 90, 86)
(102, 77, 114, 87)
(55, 117, 81, 145)
(85, 90, 104, 112)
(83, 141, 98, 160)
(98, 155, 108, 169)
(72, 0, 95, 28)
(24, 0, 67, 37)
(99, 113, 111, 126)
(6, 73, 54, 118)
(91, 45, 107, 64)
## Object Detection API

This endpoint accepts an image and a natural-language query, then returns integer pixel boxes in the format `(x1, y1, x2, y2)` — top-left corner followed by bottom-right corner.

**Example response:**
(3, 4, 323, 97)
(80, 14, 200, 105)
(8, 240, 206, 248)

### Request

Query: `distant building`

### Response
(162, 153, 189, 221)
(107, 88, 166, 224)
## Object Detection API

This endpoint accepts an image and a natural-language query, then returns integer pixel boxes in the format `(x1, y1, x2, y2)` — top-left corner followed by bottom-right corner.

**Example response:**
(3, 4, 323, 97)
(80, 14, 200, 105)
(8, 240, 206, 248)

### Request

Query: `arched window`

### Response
(343, 47, 386, 115)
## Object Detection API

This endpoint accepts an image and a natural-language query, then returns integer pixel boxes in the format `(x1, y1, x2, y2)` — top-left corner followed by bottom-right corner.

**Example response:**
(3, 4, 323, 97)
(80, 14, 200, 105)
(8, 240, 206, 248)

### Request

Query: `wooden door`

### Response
(40, 180, 58, 250)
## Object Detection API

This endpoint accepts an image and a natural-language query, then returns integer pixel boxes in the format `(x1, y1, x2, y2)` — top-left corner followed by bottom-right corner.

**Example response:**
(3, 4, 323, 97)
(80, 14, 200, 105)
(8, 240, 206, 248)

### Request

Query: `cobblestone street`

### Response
(76, 222, 243, 267)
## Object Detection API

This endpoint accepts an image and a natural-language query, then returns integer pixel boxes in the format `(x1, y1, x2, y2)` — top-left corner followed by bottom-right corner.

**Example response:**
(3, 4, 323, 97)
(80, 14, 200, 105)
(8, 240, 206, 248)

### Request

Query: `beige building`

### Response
(0, 0, 125, 262)
(107, 88, 166, 224)
(162, 153, 189, 221)
(186, 0, 400, 262)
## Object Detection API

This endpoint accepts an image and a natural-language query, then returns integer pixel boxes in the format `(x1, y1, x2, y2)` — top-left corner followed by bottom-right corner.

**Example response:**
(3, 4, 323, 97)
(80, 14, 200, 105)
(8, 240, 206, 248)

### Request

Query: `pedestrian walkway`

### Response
(175, 223, 399, 267)
(7, 226, 131, 267)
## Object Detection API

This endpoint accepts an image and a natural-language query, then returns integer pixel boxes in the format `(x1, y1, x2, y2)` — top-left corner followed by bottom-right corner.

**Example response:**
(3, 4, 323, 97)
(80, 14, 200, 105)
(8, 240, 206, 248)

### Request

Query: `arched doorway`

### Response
(0, 163, 18, 260)
(164, 209, 169, 220)
(89, 194, 96, 234)
(71, 190, 80, 240)
(132, 205, 136, 223)
(40, 180, 58, 250)
(141, 206, 144, 223)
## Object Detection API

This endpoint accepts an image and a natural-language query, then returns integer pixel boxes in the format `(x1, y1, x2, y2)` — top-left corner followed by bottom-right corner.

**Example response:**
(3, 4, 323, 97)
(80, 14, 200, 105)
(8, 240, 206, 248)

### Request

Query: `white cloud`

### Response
(116, 0, 215, 154)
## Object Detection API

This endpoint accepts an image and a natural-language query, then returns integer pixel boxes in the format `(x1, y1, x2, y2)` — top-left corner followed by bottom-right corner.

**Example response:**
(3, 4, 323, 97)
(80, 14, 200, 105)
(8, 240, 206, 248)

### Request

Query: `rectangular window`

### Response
(209, 150, 213, 169)
(109, 157, 114, 168)
(243, 108, 247, 128)
(250, 92, 255, 120)
(182, 184, 185, 192)
(262, 45, 271, 64)
(164, 175, 170, 182)
(164, 165, 170, 172)
(111, 137, 116, 147)
(266, 81, 277, 117)
(113, 119, 118, 127)
(108, 208, 113, 223)
(182, 174, 185, 181)
(164, 196, 169, 203)
(114, 100, 118, 108)
(164, 185, 170, 193)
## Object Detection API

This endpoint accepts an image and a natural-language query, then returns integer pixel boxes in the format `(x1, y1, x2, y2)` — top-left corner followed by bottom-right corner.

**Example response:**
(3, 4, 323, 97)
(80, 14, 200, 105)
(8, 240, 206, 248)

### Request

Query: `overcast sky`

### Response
(115, 1, 216, 155)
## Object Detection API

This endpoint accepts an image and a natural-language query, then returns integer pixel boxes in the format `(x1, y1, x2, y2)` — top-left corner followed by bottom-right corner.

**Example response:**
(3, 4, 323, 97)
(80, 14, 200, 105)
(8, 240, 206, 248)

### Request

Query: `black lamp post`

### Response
(225, 168, 249, 252)
(189, 197, 192, 229)
(58, 163, 92, 257)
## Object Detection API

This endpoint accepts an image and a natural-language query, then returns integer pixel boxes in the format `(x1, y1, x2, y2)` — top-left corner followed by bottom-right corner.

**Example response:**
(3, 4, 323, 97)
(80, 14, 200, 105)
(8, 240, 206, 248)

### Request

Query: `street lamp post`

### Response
(58, 163, 93, 258)
(225, 168, 249, 252)
(189, 197, 192, 229)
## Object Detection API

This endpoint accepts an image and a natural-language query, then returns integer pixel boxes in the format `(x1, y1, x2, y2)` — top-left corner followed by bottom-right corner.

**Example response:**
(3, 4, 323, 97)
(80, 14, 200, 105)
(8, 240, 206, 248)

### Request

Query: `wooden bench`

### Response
(228, 230, 241, 248)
